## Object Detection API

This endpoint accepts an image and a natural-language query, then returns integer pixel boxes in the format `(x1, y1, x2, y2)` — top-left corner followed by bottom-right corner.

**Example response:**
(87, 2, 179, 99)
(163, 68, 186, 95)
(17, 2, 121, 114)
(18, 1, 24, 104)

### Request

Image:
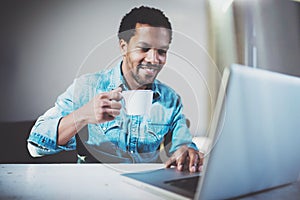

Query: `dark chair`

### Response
(0, 121, 77, 164)
(0, 118, 192, 164)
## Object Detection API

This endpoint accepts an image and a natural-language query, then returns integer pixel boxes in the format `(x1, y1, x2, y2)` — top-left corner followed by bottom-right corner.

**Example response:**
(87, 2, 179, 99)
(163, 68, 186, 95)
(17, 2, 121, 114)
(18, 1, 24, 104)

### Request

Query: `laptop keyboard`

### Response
(164, 176, 200, 194)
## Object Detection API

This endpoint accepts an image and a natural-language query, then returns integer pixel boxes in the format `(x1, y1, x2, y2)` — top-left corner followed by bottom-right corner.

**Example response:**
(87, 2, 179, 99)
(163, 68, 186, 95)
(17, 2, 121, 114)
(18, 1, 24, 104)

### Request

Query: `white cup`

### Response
(122, 90, 153, 116)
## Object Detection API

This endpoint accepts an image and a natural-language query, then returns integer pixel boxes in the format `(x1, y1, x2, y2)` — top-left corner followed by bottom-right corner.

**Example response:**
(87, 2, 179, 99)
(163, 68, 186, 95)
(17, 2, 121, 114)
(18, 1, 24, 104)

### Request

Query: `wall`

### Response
(254, 0, 300, 76)
(231, 0, 300, 76)
(0, 0, 212, 135)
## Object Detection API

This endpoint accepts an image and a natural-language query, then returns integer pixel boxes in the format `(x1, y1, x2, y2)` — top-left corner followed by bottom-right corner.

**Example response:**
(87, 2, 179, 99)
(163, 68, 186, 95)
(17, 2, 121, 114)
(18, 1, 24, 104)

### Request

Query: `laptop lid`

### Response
(197, 64, 300, 199)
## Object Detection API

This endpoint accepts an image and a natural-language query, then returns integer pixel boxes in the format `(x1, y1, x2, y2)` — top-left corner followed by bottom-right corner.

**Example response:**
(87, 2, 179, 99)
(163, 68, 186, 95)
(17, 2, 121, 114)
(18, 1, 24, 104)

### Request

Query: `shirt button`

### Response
(130, 151, 134, 153)
(102, 127, 107, 131)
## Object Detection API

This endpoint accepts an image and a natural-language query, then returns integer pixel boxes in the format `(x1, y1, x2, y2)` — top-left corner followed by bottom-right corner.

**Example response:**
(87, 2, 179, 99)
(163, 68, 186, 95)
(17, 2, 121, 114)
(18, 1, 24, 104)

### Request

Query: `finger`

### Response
(198, 165, 203, 172)
(165, 155, 177, 168)
(109, 87, 123, 101)
(98, 99, 122, 109)
(188, 150, 199, 173)
(97, 99, 110, 107)
(176, 154, 186, 171)
(109, 101, 122, 109)
(98, 88, 122, 101)
(199, 152, 204, 165)
(103, 112, 115, 119)
(100, 110, 119, 123)
(112, 87, 123, 93)
(104, 108, 121, 117)
(198, 152, 204, 172)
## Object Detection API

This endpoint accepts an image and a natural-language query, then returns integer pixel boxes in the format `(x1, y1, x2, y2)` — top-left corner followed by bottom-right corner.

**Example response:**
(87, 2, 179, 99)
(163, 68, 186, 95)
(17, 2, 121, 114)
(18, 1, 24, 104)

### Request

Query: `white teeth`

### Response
(143, 67, 155, 72)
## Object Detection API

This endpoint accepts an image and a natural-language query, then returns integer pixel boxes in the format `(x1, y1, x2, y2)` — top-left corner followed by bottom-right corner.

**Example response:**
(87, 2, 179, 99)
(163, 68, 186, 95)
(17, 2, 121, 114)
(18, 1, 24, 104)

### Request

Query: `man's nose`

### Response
(145, 49, 159, 64)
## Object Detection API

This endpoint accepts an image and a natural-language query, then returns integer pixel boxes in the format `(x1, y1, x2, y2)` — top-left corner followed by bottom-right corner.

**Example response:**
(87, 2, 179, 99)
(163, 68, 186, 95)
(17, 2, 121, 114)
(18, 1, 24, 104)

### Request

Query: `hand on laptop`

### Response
(165, 145, 204, 173)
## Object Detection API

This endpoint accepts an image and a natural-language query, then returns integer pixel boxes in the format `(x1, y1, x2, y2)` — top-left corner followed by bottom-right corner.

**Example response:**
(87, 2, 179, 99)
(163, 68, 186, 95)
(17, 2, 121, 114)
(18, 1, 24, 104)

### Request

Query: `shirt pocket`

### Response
(98, 120, 123, 145)
(137, 123, 170, 153)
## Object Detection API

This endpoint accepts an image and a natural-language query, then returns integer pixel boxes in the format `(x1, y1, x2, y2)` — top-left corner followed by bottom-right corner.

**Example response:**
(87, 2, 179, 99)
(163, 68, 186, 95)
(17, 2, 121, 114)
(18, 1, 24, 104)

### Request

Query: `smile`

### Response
(138, 63, 162, 70)
(143, 67, 156, 75)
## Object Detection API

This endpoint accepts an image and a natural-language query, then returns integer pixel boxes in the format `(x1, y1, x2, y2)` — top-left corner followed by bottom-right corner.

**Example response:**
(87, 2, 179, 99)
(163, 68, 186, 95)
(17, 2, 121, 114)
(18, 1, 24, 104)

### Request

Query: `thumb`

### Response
(112, 87, 123, 93)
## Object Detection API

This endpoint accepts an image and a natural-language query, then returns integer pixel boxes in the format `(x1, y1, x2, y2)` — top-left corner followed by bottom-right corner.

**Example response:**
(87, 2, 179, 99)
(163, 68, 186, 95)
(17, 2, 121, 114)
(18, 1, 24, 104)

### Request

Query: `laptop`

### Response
(121, 64, 300, 200)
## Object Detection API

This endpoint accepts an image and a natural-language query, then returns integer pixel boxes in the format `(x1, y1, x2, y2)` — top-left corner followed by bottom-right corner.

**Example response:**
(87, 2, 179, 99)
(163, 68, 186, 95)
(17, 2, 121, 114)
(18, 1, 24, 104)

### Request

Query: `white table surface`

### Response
(0, 163, 168, 200)
(1, 164, 300, 200)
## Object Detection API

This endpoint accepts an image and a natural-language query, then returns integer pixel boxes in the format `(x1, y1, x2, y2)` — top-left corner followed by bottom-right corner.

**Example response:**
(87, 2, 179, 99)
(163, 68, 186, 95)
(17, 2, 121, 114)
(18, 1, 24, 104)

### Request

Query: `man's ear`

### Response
(119, 39, 128, 56)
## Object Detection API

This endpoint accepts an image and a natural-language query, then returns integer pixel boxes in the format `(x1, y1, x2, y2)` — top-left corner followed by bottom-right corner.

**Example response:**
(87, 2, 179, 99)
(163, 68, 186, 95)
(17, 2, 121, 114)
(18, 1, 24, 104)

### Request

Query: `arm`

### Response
(57, 87, 122, 146)
(164, 97, 204, 172)
(27, 74, 122, 157)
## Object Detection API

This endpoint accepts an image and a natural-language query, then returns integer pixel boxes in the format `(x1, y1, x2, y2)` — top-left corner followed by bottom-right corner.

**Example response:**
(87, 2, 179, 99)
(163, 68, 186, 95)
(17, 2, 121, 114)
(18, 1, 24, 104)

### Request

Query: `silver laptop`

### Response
(122, 64, 300, 200)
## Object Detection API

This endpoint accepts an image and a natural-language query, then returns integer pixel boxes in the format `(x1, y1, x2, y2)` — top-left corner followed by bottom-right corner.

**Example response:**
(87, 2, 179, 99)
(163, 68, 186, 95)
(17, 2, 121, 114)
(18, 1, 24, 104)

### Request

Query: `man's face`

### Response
(121, 23, 171, 89)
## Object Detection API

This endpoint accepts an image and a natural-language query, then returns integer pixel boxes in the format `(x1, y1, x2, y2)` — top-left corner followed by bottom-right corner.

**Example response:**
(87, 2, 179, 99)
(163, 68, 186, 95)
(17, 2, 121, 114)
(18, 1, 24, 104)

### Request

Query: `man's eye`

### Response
(141, 48, 150, 52)
(158, 49, 167, 55)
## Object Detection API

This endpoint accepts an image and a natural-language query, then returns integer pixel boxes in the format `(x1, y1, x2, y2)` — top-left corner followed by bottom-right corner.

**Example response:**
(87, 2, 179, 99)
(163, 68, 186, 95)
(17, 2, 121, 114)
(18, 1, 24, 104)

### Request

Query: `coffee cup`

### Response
(121, 90, 153, 116)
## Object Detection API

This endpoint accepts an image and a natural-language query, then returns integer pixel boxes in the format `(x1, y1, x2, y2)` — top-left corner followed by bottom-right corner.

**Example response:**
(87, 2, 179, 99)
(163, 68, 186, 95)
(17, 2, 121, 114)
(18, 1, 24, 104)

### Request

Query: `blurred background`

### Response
(0, 0, 299, 138)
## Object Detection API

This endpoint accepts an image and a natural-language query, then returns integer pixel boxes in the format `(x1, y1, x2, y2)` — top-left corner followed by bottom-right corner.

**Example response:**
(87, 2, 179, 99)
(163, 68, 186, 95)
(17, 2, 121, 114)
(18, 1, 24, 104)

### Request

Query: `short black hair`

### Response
(118, 6, 172, 43)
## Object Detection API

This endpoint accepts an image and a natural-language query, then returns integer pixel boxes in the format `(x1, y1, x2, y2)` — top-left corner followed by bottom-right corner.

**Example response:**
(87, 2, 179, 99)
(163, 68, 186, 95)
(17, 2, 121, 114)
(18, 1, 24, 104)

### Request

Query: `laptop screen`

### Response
(197, 64, 300, 199)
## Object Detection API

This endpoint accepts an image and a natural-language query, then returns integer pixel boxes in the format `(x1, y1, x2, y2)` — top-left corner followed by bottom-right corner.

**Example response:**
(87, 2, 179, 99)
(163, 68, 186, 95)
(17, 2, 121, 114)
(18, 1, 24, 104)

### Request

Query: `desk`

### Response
(0, 164, 166, 200)
(1, 164, 300, 200)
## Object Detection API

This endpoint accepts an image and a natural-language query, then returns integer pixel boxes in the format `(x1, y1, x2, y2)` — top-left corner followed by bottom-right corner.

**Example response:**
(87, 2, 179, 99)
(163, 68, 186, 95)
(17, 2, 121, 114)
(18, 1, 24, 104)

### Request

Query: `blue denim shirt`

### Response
(27, 62, 197, 162)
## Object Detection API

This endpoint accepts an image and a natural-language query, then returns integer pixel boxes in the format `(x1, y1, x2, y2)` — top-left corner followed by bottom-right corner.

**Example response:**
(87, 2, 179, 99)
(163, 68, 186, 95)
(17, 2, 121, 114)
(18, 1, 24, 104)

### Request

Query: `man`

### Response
(27, 6, 203, 172)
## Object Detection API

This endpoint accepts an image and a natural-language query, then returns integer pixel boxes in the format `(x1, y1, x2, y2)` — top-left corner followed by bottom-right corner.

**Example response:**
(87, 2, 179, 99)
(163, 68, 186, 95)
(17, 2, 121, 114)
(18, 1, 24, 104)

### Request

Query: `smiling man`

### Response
(27, 6, 203, 172)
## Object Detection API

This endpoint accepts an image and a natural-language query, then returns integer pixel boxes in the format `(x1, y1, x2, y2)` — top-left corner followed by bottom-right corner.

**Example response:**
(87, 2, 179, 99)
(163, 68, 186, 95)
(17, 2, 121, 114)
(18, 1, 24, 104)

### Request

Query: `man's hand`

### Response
(80, 87, 123, 124)
(57, 87, 123, 146)
(165, 145, 204, 173)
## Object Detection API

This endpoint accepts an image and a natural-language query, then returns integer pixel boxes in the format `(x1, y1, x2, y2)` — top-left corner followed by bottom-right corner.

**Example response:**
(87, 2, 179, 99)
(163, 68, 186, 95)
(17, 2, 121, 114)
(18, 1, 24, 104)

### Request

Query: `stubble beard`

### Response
(131, 67, 156, 88)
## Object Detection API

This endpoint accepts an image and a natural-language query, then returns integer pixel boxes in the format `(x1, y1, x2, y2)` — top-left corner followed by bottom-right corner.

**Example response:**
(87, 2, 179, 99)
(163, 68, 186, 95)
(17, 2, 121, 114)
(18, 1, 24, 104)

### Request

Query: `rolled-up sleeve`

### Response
(27, 77, 85, 157)
(27, 113, 76, 157)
